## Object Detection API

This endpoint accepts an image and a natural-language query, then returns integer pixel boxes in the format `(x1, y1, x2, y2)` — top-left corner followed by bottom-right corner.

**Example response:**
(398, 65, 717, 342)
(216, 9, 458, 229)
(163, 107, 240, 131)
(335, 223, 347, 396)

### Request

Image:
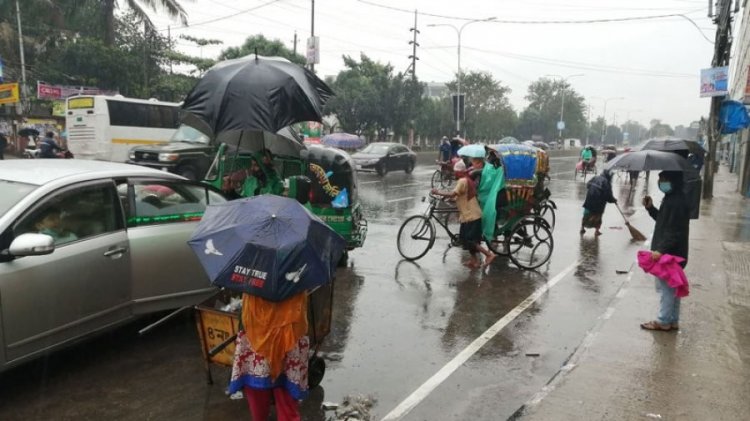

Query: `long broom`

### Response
(614, 203, 647, 241)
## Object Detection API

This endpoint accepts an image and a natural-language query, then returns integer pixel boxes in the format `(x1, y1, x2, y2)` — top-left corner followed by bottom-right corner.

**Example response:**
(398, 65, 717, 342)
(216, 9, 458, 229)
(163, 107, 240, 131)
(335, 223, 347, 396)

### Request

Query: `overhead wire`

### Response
(155, 0, 284, 32)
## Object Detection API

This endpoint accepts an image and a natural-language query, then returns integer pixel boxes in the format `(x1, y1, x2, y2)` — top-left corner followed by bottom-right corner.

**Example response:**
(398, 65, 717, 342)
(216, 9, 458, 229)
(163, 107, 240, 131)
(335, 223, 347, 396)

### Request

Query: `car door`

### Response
(122, 178, 226, 314)
(0, 181, 131, 363)
(392, 145, 406, 170)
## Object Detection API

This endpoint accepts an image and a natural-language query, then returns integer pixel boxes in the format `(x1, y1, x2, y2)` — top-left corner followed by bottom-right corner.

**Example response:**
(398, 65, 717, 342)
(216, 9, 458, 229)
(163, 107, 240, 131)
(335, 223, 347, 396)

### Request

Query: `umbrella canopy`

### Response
(220, 127, 306, 158)
(181, 55, 335, 138)
(188, 195, 346, 302)
(457, 144, 486, 158)
(499, 136, 519, 144)
(321, 133, 365, 150)
(18, 128, 40, 137)
(639, 137, 705, 157)
(605, 149, 698, 174)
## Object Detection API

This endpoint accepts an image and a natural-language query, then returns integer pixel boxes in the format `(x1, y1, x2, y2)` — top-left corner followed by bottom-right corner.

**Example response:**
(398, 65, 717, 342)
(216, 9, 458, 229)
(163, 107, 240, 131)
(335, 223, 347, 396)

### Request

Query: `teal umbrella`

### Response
(457, 144, 486, 158)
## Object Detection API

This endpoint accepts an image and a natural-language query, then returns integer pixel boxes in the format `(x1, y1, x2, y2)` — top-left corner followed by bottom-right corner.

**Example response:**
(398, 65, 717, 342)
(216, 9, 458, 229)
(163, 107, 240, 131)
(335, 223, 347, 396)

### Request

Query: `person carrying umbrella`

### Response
(189, 195, 345, 421)
(580, 169, 617, 236)
(39, 131, 63, 158)
(0, 131, 7, 160)
(640, 171, 690, 331)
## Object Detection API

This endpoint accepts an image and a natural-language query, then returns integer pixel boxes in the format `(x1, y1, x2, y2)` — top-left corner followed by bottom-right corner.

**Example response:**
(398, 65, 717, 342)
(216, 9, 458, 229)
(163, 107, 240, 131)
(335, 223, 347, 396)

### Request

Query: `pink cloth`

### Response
(637, 250, 689, 297)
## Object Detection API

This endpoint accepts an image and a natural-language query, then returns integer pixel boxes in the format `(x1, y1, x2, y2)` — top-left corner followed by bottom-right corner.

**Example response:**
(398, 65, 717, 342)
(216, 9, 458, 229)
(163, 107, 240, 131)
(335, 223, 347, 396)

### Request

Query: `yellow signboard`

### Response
(67, 96, 94, 109)
(0, 83, 20, 105)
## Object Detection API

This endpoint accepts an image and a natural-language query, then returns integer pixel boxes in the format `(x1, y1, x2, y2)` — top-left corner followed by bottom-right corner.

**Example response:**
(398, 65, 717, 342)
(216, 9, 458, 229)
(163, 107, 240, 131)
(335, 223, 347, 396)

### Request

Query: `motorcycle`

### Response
(23, 138, 74, 159)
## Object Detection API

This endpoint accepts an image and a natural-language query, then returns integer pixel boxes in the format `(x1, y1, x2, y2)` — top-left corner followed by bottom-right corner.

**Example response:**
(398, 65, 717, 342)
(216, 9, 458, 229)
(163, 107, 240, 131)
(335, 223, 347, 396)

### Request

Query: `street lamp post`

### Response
(546, 74, 584, 140)
(429, 17, 496, 135)
(593, 96, 624, 145)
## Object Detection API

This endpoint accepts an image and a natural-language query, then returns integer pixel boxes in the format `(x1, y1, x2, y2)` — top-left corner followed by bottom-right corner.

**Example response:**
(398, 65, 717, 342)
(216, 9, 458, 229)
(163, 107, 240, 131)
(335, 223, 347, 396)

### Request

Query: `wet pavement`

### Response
(1, 154, 748, 421)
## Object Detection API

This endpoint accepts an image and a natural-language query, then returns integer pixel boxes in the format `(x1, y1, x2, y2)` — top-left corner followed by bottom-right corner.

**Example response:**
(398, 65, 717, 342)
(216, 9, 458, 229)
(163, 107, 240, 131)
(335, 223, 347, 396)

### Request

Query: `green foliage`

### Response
(220, 34, 305, 65)
(445, 71, 516, 140)
(324, 54, 423, 138)
(519, 77, 586, 142)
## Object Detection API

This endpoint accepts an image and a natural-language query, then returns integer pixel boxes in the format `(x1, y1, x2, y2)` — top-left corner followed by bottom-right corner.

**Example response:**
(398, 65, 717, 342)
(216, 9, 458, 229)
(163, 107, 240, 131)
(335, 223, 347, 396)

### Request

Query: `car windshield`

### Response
(361, 144, 390, 154)
(170, 124, 210, 144)
(0, 180, 37, 215)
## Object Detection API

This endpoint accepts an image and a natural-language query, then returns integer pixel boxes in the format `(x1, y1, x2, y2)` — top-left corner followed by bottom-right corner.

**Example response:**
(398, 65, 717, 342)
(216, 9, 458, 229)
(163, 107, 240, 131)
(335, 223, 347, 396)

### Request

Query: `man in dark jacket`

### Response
(640, 170, 690, 332)
(580, 169, 617, 236)
(39, 131, 62, 158)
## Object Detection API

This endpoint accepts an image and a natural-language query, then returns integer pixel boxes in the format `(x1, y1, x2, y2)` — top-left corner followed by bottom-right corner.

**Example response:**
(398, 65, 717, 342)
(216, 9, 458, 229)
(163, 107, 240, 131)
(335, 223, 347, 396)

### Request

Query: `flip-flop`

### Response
(640, 321, 672, 331)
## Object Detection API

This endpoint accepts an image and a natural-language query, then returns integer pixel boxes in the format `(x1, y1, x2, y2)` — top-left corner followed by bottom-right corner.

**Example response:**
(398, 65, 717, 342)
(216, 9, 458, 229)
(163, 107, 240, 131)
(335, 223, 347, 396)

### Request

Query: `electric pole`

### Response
(310, 0, 315, 73)
(408, 10, 419, 80)
(15, 0, 27, 112)
(293, 31, 298, 56)
(704, 0, 735, 199)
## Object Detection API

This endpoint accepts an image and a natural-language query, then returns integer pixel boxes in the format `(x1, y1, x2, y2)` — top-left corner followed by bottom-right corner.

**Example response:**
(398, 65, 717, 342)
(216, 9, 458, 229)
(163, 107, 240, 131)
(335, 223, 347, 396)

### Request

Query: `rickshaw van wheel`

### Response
(308, 356, 326, 388)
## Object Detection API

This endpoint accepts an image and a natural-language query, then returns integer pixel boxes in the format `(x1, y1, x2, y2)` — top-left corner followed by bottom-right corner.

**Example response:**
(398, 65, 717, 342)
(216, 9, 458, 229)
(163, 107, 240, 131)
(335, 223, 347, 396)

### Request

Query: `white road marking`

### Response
(360, 180, 382, 185)
(386, 197, 415, 203)
(380, 260, 580, 421)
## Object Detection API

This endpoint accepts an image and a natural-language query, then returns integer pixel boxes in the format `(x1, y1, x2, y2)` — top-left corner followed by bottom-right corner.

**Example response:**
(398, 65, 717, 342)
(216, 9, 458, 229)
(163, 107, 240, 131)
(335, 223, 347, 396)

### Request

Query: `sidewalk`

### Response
(517, 168, 750, 420)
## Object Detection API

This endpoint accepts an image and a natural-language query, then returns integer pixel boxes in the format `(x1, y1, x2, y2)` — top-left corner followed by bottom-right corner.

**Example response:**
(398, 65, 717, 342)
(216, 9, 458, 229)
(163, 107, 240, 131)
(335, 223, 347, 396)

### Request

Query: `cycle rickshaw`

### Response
(397, 144, 555, 270)
(575, 145, 597, 180)
(430, 138, 467, 189)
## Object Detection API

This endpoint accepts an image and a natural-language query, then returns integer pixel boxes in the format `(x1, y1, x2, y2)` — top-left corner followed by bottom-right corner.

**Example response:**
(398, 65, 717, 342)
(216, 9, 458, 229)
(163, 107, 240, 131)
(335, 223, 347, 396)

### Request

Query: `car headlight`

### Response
(158, 153, 180, 162)
(129, 151, 136, 160)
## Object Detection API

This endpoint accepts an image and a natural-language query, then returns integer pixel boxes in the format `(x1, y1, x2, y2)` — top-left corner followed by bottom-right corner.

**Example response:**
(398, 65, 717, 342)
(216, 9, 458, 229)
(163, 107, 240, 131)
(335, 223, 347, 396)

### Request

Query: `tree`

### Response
(521, 77, 586, 142)
(445, 71, 516, 141)
(586, 117, 606, 145)
(324, 54, 421, 140)
(603, 124, 623, 144)
(220, 34, 305, 65)
(620, 120, 648, 144)
(645, 119, 674, 138)
(103, 0, 188, 46)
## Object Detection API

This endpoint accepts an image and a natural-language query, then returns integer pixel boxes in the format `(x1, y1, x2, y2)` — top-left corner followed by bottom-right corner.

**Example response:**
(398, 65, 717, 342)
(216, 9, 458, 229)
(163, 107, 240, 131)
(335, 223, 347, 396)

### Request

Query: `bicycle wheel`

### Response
(507, 217, 554, 270)
(397, 215, 436, 261)
(485, 219, 515, 256)
(431, 170, 442, 188)
(441, 173, 455, 189)
(538, 202, 556, 230)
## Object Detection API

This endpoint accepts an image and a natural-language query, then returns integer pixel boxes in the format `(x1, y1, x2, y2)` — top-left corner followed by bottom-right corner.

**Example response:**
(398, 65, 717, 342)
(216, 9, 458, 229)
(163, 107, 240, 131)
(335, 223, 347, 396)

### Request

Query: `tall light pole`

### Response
(546, 74, 584, 140)
(593, 96, 623, 145)
(428, 17, 496, 136)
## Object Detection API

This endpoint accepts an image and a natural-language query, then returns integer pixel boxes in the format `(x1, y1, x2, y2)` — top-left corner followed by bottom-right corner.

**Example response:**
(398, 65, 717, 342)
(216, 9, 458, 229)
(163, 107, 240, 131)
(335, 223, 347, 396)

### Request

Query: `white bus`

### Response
(65, 95, 180, 162)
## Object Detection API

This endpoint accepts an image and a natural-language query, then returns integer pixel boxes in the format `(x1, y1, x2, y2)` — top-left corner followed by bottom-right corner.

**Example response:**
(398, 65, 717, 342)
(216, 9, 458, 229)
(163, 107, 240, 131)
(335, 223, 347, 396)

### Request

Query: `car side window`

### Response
(128, 180, 226, 227)
(14, 183, 122, 247)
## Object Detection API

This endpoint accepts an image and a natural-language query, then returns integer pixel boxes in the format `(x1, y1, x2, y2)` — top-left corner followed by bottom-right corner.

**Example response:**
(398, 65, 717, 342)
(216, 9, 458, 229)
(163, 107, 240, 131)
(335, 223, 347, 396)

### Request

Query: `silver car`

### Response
(0, 160, 225, 371)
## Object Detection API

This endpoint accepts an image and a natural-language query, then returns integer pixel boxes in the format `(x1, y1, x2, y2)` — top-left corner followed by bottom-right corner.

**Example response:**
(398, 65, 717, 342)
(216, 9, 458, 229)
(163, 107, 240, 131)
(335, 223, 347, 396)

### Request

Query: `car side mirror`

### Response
(9, 233, 55, 257)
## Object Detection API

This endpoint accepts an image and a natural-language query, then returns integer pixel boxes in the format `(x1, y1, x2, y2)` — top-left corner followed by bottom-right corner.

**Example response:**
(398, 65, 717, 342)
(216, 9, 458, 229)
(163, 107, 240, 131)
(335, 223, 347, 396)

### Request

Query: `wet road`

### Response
(0, 154, 660, 420)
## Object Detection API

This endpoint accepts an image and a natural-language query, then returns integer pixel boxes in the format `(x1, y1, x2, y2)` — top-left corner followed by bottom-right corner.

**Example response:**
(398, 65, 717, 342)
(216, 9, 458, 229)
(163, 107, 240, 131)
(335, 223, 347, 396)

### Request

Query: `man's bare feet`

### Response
(483, 253, 496, 267)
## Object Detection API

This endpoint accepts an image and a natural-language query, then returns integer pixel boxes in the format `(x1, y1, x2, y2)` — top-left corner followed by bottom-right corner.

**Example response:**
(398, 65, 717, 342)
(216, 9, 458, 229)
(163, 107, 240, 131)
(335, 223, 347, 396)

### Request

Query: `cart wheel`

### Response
(440, 173, 455, 189)
(538, 202, 556, 230)
(506, 217, 554, 270)
(397, 215, 435, 261)
(308, 356, 326, 389)
(431, 170, 442, 188)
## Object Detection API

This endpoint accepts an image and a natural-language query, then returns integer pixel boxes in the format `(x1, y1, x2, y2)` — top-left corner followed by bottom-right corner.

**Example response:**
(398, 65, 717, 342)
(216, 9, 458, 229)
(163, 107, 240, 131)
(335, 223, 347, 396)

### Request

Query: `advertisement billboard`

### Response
(0, 82, 19, 105)
(700, 66, 729, 97)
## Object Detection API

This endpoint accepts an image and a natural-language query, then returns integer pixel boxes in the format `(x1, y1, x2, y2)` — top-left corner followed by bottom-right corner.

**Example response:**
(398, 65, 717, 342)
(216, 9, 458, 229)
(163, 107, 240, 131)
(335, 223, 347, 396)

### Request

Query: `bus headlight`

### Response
(158, 153, 180, 162)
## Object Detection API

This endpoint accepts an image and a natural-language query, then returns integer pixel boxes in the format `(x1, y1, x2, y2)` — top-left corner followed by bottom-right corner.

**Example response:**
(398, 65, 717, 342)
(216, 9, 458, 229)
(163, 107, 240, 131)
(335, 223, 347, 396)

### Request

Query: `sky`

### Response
(145, 0, 729, 128)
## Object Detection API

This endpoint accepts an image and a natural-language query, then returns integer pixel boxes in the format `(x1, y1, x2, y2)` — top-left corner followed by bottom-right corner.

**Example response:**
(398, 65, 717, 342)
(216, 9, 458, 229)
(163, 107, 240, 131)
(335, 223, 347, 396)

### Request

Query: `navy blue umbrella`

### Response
(188, 195, 346, 302)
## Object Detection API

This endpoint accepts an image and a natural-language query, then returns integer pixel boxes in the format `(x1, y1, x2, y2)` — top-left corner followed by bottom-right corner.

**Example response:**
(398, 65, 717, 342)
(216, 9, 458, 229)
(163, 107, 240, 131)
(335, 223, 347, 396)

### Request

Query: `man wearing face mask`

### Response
(640, 171, 690, 331)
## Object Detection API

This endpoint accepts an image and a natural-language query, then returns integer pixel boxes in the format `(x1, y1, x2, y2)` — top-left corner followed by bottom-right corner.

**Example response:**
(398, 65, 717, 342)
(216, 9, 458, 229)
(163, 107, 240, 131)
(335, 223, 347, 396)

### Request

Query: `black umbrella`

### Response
(639, 137, 705, 158)
(18, 128, 40, 137)
(181, 55, 334, 137)
(605, 149, 698, 174)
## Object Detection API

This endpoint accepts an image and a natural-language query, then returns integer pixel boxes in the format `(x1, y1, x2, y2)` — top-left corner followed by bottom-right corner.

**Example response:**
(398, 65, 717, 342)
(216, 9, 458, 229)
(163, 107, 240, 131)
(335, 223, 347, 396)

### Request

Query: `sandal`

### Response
(640, 321, 672, 331)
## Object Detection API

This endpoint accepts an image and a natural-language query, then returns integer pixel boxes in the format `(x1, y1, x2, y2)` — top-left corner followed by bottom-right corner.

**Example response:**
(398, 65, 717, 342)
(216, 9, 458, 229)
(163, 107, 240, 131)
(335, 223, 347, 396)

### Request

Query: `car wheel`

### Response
(376, 162, 388, 177)
(405, 160, 415, 174)
(176, 165, 198, 181)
